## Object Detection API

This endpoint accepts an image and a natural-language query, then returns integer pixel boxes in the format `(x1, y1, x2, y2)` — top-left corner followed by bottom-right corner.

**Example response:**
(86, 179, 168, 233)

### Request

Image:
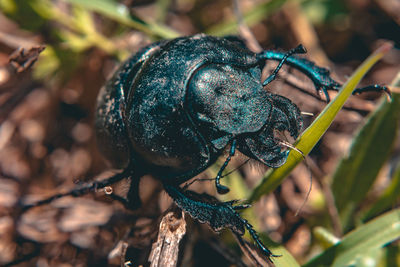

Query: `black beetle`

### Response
(25, 34, 388, 262)
(95, 34, 311, 260)
(94, 34, 389, 261)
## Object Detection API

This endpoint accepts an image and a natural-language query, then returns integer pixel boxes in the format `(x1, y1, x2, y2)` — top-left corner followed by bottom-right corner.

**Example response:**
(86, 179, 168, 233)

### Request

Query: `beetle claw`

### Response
(232, 204, 251, 210)
(215, 140, 236, 194)
(216, 184, 230, 194)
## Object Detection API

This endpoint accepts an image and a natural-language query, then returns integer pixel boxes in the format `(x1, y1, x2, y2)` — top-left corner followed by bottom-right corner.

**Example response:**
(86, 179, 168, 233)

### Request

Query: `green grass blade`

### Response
(313, 227, 341, 248)
(362, 161, 400, 222)
(331, 89, 400, 231)
(360, 72, 400, 222)
(383, 245, 400, 267)
(206, 0, 287, 36)
(259, 233, 301, 267)
(208, 165, 300, 266)
(302, 208, 400, 267)
(249, 43, 393, 203)
(62, 0, 179, 39)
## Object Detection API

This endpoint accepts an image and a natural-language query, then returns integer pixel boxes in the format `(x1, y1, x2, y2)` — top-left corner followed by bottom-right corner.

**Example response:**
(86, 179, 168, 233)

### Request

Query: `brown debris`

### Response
(148, 210, 186, 267)
(8, 46, 45, 73)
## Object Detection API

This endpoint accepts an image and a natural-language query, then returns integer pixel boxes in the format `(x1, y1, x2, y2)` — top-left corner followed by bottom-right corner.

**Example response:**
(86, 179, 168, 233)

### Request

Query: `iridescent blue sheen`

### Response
(94, 34, 387, 261)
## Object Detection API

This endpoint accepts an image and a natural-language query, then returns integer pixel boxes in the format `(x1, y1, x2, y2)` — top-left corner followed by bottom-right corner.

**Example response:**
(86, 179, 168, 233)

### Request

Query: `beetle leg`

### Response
(257, 50, 390, 102)
(232, 204, 251, 210)
(125, 175, 142, 209)
(215, 139, 237, 194)
(241, 218, 280, 263)
(261, 44, 307, 86)
(320, 83, 390, 102)
(352, 84, 391, 99)
(163, 183, 276, 261)
(21, 170, 131, 211)
(107, 174, 142, 210)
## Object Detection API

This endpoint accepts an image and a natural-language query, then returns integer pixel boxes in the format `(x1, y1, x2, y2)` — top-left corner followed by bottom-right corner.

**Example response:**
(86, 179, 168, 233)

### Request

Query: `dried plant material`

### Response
(232, 232, 271, 267)
(17, 208, 68, 243)
(0, 216, 15, 264)
(0, 178, 18, 207)
(108, 240, 129, 266)
(283, 1, 330, 65)
(56, 198, 113, 232)
(233, 0, 262, 53)
(376, 0, 400, 27)
(149, 210, 186, 267)
(8, 46, 45, 73)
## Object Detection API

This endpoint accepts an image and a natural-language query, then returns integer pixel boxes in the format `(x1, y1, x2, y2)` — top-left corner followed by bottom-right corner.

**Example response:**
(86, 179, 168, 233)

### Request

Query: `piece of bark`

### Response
(8, 46, 45, 73)
(149, 210, 186, 267)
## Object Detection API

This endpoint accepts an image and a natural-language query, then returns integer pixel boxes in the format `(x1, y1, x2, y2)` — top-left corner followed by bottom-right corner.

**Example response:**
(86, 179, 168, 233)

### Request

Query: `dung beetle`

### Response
(95, 34, 309, 260)
(24, 34, 388, 262)
(94, 34, 389, 261)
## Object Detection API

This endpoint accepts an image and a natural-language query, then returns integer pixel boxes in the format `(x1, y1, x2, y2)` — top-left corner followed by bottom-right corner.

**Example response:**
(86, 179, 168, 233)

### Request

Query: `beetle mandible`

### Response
(94, 34, 389, 261)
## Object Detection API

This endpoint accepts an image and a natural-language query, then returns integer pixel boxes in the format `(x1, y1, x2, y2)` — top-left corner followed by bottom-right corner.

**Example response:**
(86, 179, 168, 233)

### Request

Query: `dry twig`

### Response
(8, 46, 45, 73)
(149, 210, 186, 267)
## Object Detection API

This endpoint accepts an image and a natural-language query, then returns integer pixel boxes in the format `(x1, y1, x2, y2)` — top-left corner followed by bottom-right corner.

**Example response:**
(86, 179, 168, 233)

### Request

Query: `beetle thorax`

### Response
(187, 63, 272, 143)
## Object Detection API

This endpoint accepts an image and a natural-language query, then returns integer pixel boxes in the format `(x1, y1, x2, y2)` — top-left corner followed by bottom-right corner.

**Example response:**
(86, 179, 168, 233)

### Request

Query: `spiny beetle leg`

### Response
(163, 183, 246, 234)
(224, 199, 251, 210)
(215, 139, 237, 194)
(241, 218, 281, 263)
(163, 183, 276, 262)
(262, 44, 307, 86)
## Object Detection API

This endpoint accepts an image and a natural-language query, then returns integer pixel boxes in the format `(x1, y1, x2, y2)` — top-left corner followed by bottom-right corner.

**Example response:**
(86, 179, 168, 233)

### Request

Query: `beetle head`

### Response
(238, 94, 303, 167)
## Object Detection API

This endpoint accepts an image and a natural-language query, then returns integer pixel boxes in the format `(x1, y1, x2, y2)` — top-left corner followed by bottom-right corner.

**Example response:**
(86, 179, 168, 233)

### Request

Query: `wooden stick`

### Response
(149, 210, 186, 267)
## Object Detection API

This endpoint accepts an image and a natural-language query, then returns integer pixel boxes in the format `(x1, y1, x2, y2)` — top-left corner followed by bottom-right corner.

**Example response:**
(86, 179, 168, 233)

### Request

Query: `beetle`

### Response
(25, 34, 388, 262)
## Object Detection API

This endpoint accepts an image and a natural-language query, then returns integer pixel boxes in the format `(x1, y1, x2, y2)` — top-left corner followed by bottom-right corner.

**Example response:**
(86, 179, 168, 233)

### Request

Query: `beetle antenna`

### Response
(261, 44, 307, 86)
